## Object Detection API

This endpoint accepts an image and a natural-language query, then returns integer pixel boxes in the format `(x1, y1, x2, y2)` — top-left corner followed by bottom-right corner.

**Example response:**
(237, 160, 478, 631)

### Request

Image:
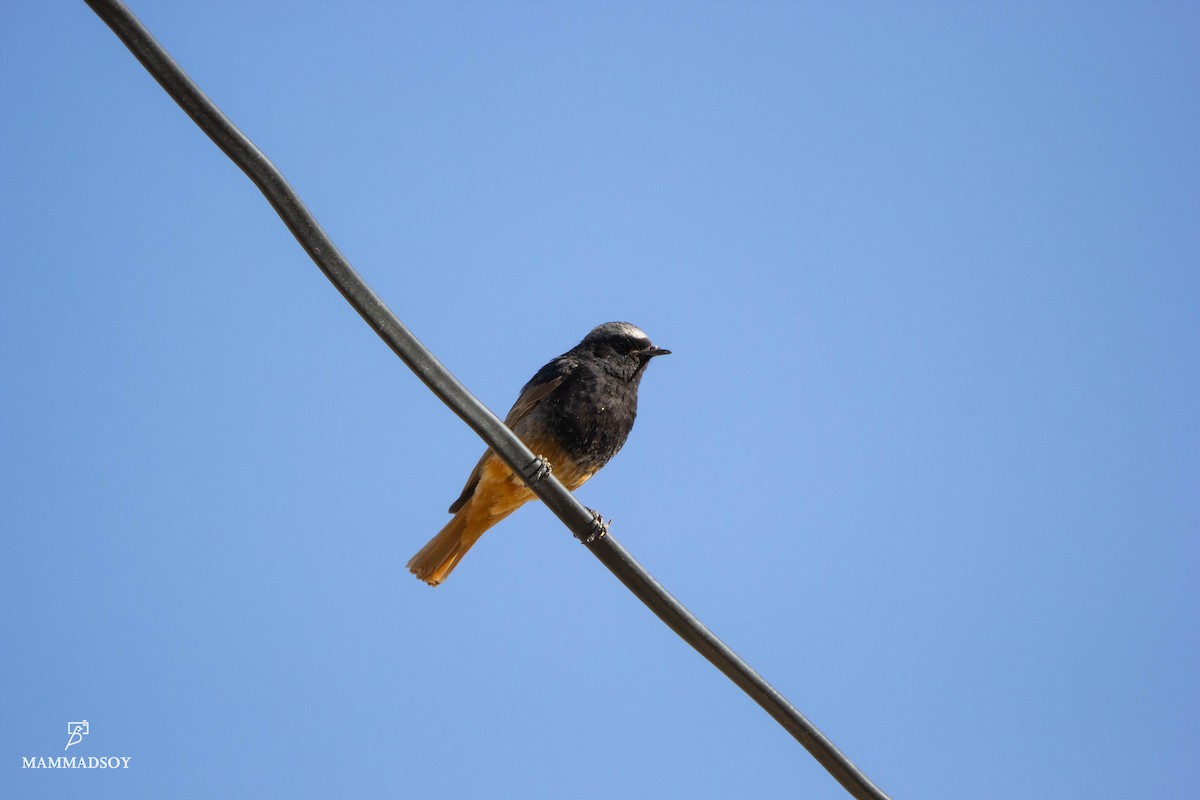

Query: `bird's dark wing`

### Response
(447, 357, 576, 513)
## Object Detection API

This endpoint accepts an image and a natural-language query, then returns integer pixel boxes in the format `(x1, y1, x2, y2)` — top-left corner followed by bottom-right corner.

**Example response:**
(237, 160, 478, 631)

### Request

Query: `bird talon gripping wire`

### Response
(581, 508, 610, 543)
(524, 454, 553, 487)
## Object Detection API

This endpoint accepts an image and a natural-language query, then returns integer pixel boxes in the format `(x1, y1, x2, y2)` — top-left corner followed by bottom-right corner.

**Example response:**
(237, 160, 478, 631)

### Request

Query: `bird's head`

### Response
(577, 322, 671, 381)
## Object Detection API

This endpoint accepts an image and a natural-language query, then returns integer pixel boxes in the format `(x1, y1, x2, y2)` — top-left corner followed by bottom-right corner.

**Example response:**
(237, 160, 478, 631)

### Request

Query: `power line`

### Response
(82, 2, 893, 797)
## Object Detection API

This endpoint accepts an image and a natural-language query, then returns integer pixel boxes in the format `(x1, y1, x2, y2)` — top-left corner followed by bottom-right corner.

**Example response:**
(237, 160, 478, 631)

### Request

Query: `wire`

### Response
(82, 2, 892, 797)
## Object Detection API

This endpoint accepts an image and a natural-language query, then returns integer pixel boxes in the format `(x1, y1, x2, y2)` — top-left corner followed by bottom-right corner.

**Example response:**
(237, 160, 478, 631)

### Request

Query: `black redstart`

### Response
(407, 322, 670, 585)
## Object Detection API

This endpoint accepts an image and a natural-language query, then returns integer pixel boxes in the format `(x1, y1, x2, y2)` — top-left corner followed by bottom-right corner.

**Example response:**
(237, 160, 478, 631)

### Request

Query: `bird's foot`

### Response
(581, 507, 611, 543)
(524, 455, 552, 487)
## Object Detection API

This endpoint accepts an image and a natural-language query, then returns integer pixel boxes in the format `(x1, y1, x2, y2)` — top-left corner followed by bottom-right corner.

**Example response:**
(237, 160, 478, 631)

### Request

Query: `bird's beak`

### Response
(643, 345, 671, 358)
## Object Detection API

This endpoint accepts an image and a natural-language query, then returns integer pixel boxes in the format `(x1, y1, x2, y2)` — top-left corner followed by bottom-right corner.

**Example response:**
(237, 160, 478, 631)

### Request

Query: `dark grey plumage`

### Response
(516, 321, 671, 473)
(412, 322, 669, 585)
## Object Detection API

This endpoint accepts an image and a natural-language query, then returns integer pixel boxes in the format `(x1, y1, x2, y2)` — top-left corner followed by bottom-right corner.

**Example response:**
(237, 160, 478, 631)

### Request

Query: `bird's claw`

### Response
(581, 507, 611, 543)
(524, 455, 552, 487)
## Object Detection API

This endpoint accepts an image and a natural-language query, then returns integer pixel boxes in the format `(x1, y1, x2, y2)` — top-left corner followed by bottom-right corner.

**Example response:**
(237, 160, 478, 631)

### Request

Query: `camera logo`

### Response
(65, 720, 89, 751)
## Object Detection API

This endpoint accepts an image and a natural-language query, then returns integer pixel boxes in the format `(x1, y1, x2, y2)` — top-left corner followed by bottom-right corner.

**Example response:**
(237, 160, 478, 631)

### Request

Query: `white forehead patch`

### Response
(614, 322, 649, 342)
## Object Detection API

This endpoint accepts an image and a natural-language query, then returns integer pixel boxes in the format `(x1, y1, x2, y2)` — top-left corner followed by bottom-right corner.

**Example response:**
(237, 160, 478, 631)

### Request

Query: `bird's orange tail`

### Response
(407, 510, 475, 586)
(407, 504, 515, 586)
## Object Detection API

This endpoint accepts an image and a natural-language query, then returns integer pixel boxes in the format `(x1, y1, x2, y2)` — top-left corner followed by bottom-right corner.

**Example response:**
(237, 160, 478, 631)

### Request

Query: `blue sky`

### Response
(2, 2, 1197, 798)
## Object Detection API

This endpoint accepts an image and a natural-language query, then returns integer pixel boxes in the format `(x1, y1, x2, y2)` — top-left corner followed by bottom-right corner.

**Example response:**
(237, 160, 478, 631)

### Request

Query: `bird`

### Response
(407, 322, 670, 586)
